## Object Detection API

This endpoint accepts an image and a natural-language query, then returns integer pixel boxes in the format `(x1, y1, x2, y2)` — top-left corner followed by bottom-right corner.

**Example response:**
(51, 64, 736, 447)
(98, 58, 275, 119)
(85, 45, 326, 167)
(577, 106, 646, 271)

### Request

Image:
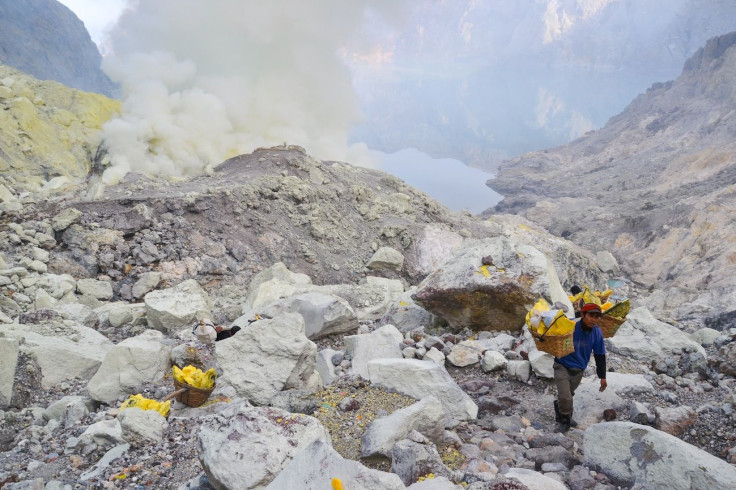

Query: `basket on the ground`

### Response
(171, 379, 215, 407)
(598, 314, 625, 338)
(531, 330, 574, 358)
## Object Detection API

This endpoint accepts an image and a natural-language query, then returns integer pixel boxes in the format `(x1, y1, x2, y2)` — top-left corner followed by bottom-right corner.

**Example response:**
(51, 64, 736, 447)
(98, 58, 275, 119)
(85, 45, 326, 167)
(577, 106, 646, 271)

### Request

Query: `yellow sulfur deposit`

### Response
(119, 394, 170, 418)
(331, 478, 343, 490)
(0, 64, 120, 193)
(172, 365, 217, 390)
(526, 299, 575, 336)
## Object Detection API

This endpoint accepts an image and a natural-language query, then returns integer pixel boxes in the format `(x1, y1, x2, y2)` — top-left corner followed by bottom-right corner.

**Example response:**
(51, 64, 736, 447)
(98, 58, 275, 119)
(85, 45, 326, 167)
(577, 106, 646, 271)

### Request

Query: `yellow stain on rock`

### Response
(0, 64, 120, 192)
(475, 265, 491, 277)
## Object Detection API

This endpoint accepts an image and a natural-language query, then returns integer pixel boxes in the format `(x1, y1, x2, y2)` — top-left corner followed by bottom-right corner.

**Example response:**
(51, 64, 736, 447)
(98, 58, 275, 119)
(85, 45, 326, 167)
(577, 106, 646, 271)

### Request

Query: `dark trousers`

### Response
(554, 362, 584, 416)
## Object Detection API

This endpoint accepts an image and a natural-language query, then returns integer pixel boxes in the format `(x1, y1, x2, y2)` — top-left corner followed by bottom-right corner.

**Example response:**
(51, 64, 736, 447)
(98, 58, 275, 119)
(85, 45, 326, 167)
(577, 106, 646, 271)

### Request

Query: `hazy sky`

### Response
(57, 0, 126, 46)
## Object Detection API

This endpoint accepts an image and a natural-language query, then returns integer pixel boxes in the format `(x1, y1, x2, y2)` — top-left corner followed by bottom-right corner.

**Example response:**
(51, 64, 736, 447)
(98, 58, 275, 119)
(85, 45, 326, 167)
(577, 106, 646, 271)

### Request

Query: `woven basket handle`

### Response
(162, 387, 188, 403)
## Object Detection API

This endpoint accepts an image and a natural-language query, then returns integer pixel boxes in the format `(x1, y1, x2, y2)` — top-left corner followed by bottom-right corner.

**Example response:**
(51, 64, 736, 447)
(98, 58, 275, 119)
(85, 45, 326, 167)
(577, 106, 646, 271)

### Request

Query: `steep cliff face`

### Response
(0, 64, 120, 194)
(489, 32, 736, 327)
(0, 0, 117, 97)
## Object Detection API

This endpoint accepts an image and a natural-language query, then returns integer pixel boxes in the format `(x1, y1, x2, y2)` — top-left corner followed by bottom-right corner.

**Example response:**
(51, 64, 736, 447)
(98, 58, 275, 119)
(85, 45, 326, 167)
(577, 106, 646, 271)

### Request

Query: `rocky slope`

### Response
(0, 64, 120, 198)
(489, 31, 736, 330)
(0, 0, 117, 97)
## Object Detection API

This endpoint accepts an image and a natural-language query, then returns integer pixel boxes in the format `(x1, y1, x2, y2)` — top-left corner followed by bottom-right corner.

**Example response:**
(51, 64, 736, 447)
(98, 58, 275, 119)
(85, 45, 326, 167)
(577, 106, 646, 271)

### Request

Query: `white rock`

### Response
(316, 348, 339, 385)
(51, 207, 83, 231)
(481, 350, 507, 372)
(30, 246, 49, 263)
(528, 351, 554, 379)
(423, 347, 446, 366)
(368, 358, 478, 423)
(118, 407, 167, 447)
(131, 272, 161, 299)
(267, 440, 405, 490)
(690, 327, 721, 347)
(595, 250, 620, 274)
(261, 291, 358, 339)
(506, 360, 531, 382)
(80, 418, 125, 447)
(2, 322, 112, 388)
(217, 313, 317, 406)
(380, 287, 437, 333)
(584, 421, 736, 489)
(43, 396, 95, 421)
(572, 372, 654, 428)
(361, 396, 445, 458)
(76, 278, 113, 300)
(607, 307, 705, 362)
(198, 402, 330, 490)
(145, 279, 213, 332)
(367, 246, 405, 271)
(447, 341, 482, 367)
(506, 468, 568, 490)
(344, 324, 404, 379)
(87, 330, 171, 404)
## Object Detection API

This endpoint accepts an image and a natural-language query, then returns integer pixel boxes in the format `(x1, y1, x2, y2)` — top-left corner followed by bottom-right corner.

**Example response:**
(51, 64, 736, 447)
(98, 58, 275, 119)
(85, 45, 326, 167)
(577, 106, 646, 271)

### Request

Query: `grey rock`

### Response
(584, 421, 736, 489)
(118, 407, 167, 447)
(391, 439, 450, 486)
(344, 324, 404, 379)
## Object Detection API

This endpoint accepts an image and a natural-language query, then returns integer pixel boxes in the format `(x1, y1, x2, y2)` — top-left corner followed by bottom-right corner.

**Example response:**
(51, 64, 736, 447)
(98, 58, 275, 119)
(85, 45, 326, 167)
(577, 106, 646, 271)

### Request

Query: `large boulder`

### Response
(118, 407, 167, 447)
(379, 287, 438, 333)
(344, 324, 404, 379)
(260, 291, 358, 339)
(571, 372, 655, 428)
(266, 440, 405, 490)
(361, 396, 445, 458)
(198, 402, 330, 490)
(216, 313, 317, 406)
(606, 307, 706, 362)
(87, 330, 171, 404)
(144, 279, 213, 332)
(1, 322, 112, 388)
(240, 262, 312, 316)
(368, 358, 478, 423)
(412, 236, 571, 332)
(584, 422, 736, 489)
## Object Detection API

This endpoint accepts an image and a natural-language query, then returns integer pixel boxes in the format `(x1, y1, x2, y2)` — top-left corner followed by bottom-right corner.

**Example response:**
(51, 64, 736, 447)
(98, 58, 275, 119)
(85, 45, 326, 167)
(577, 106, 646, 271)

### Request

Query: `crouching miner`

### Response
(553, 303, 607, 431)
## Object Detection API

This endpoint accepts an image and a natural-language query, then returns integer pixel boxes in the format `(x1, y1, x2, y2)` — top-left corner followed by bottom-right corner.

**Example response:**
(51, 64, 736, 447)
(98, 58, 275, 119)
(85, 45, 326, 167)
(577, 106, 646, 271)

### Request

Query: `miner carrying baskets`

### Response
(552, 303, 607, 431)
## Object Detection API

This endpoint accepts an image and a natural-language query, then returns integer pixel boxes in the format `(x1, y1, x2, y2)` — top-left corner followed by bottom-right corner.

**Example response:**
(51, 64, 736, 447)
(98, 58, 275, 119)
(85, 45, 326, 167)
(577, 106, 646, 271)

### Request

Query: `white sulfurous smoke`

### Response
(100, 0, 405, 185)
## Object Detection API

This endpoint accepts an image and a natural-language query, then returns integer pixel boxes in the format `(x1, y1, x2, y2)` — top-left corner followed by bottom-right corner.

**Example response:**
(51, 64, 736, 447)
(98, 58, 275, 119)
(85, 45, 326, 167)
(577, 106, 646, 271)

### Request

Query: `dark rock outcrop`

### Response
(0, 0, 117, 97)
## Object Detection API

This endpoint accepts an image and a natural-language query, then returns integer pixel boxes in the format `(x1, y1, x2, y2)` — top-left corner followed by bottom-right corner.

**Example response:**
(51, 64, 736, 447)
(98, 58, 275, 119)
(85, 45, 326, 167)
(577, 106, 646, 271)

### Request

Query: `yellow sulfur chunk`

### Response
(172, 365, 217, 389)
(119, 394, 170, 418)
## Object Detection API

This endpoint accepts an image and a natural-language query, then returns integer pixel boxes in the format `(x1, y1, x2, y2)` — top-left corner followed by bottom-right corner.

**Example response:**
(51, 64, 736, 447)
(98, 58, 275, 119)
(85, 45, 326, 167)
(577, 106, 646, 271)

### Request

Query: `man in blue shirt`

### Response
(553, 303, 608, 431)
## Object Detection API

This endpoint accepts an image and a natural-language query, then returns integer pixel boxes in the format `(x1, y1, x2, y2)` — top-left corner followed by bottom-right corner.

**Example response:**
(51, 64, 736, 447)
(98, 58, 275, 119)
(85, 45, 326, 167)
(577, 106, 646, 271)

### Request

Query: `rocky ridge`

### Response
(489, 31, 736, 331)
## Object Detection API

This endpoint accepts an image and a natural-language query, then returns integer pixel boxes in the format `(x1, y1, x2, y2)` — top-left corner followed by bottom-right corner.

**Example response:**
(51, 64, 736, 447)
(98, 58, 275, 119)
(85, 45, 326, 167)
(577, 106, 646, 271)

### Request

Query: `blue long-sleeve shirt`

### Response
(556, 320, 607, 378)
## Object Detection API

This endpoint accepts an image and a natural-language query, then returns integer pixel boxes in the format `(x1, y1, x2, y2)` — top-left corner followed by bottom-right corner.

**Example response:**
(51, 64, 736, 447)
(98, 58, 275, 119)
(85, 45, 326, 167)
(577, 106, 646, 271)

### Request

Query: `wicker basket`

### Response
(171, 379, 215, 407)
(531, 330, 575, 358)
(598, 314, 625, 338)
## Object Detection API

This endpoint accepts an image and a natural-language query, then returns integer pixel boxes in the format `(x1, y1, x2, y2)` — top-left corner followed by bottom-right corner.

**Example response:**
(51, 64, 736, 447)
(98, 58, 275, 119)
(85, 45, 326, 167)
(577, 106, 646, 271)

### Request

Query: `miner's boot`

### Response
(558, 414, 572, 432)
(569, 410, 578, 427)
(553, 400, 563, 423)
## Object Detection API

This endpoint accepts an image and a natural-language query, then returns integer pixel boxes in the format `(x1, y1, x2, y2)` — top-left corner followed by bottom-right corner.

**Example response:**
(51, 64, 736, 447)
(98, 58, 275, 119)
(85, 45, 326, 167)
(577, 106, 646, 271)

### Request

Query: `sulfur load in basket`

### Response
(526, 299, 575, 358)
(599, 299, 631, 338)
(170, 365, 217, 407)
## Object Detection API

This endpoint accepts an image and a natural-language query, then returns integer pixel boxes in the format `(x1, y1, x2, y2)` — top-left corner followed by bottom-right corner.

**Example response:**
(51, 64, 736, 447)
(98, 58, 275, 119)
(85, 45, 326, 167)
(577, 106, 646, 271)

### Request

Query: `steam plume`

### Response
(100, 0, 403, 184)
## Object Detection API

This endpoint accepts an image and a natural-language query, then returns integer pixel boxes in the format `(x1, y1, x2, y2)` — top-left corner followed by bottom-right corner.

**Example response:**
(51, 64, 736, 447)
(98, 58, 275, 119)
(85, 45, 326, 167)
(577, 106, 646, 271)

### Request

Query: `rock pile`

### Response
(1, 201, 735, 488)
